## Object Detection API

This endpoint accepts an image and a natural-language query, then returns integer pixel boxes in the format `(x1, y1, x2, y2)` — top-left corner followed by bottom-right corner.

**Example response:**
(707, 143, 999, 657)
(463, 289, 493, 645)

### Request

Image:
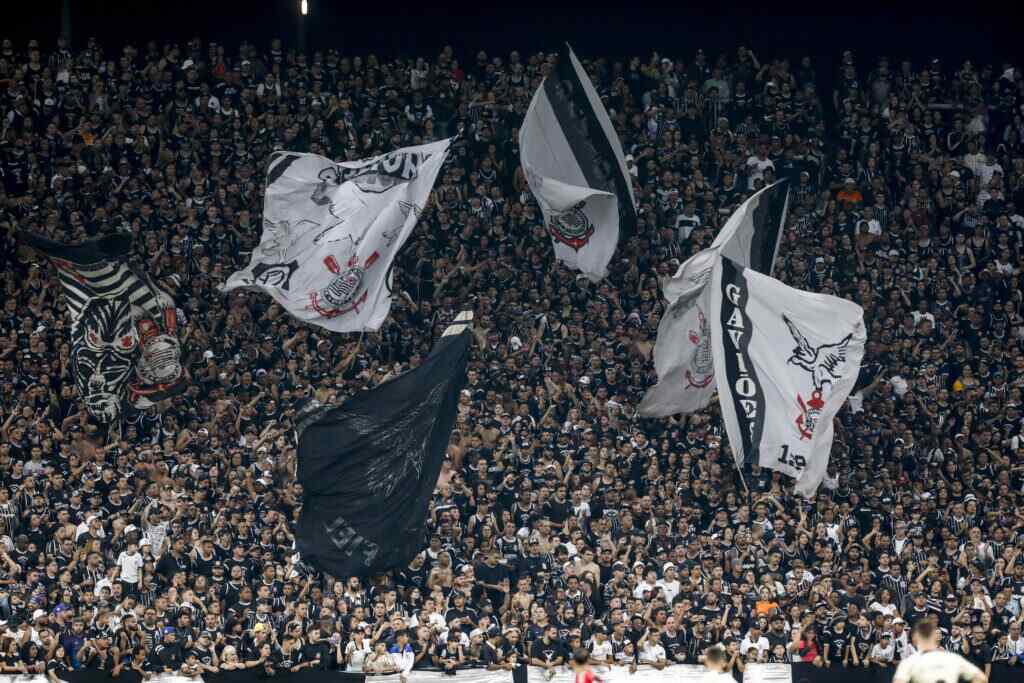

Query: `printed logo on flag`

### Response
(685, 308, 714, 389)
(783, 315, 853, 441)
(546, 200, 594, 250)
(251, 261, 299, 290)
(308, 252, 380, 318)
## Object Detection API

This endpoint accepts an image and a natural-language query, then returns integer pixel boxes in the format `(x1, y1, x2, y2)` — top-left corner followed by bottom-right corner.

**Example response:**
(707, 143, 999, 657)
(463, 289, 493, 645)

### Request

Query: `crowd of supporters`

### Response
(0, 31, 1023, 680)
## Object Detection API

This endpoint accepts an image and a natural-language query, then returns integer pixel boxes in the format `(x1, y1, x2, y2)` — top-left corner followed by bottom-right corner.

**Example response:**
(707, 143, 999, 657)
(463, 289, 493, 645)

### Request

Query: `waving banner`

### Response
(295, 313, 472, 577)
(520, 44, 637, 282)
(224, 139, 451, 332)
(710, 256, 865, 497)
(639, 182, 789, 417)
(20, 231, 187, 422)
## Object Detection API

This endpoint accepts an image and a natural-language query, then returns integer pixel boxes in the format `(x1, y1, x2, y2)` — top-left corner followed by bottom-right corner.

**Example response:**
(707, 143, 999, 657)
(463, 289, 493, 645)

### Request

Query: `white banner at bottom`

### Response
(367, 664, 732, 683)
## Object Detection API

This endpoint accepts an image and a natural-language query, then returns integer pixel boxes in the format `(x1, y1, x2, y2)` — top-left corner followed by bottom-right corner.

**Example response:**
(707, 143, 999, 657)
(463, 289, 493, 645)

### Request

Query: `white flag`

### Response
(639, 182, 789, 417)
(223, 139, 451, 332)
(520, 45, 637, 282)
(709, 256, 865, 497)
(637, 249, 716, 417)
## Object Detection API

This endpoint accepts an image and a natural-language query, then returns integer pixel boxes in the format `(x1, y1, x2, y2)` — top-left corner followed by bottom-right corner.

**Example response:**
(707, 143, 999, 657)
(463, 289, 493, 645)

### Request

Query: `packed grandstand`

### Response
(0, 31, 1023, 681)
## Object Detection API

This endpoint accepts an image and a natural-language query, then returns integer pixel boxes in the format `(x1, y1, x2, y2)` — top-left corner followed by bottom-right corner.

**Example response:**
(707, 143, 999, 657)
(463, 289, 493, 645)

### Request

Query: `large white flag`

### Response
(639, 182, 789, 417)
(709, 256, 865, 497)
(520, 45, 637, 282)
(224, 139, 451, 332)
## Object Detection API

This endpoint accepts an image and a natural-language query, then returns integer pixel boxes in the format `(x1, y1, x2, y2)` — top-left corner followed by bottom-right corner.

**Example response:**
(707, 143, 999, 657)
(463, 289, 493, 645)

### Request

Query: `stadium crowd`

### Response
(0, 31, 1023, 681)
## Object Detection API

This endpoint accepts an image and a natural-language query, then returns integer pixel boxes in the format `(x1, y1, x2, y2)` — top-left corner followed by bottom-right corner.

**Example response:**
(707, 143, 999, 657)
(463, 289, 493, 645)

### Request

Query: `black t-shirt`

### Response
(530, 637, 568, 664)
(826, 630, 851, 661)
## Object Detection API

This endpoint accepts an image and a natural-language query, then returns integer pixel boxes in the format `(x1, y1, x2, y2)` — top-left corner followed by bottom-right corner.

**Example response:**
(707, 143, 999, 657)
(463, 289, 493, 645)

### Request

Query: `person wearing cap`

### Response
(656, 563, 681, 604)
(115, 539, 144, 599)
(740, 622, 770, 658)
(869, 631, 896, 667)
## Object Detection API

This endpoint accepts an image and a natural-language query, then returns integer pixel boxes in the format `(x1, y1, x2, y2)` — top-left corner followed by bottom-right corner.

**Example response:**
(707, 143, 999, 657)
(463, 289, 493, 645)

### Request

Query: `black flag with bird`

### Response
(295, 311, 472, 578)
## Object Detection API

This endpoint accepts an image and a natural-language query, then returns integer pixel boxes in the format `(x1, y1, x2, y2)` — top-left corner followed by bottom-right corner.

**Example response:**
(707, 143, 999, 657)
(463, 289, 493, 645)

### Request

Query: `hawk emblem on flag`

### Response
(546, 201, 594, 251)
(783, 315, 852, 440)
(342, 381, 450, 498)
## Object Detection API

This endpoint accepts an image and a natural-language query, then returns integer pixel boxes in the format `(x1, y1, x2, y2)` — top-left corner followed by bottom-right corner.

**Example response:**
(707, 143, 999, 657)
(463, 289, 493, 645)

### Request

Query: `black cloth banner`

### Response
(295, 320, 471, 578)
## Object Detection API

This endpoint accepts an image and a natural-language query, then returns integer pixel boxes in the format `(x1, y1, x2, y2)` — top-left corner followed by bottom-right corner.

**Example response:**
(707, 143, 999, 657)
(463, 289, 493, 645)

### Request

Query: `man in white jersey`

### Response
(702, 645, 734, 683)
(893, 622, 987, 683)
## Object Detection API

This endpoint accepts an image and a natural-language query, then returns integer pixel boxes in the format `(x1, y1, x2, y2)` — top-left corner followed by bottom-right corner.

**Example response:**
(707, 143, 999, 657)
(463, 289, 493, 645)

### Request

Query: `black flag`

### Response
(295, 312, 472, 577)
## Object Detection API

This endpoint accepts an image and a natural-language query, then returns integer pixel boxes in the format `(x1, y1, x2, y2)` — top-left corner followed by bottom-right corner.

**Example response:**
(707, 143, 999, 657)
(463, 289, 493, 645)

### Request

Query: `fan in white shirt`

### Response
(638, 629, 668, 668)
(1006, 624, 1024, 657)
(656, 564, 681, 604)
(115, 543, 144, 586)
(739, 625, 770, 657)
(589, 631, 614, 665)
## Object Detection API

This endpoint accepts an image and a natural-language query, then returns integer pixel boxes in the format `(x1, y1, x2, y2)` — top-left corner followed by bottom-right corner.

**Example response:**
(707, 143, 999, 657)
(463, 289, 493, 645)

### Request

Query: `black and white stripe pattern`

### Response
(52, 259, 168, 326)
(20, 231, 168, 327)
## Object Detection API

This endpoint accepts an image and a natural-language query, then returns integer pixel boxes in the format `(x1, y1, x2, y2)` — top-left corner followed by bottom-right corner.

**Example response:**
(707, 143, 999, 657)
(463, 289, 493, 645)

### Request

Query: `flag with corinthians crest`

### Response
(519, 44, 637, 282)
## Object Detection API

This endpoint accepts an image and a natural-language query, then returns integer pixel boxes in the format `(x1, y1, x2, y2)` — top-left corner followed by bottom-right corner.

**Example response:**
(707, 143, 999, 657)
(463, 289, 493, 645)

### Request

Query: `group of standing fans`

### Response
(0, 29, 1023, 682)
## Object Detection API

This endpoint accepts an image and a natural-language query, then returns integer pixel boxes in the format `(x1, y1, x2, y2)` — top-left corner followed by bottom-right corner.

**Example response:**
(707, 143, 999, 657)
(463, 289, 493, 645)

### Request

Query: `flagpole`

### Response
(737, 464, 751, 498)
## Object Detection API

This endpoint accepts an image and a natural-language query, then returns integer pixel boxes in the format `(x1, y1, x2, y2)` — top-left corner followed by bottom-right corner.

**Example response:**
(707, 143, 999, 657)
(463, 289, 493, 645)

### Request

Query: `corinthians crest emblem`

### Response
(783, 315, 852, 441)
(546, 201, 595, 251)
(308, 252, 380, 318)
(685, 309, 714, 388)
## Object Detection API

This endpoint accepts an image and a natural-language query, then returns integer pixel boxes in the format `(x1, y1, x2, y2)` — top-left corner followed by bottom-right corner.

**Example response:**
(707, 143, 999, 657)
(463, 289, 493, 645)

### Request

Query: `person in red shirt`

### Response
(570, 647, 600, 683)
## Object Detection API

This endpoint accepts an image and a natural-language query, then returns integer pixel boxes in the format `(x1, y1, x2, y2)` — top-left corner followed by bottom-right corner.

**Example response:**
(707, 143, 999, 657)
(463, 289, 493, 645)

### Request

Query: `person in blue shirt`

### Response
(389, 630, 415, 679)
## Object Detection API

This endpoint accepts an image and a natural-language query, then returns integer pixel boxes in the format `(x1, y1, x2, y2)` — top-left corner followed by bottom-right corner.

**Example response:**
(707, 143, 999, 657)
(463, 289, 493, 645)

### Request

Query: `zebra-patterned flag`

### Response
(20, 231, 187, 422)
(709, 256, 865, 497)
(223, 139, 451, 332)
(520, 44, 637, 282)
(295, 312, 472, 577)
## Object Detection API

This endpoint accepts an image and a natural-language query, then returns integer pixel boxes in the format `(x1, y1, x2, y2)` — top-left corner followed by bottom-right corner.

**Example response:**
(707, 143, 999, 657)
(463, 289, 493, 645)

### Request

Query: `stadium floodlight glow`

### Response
(300, 0, 308, 15)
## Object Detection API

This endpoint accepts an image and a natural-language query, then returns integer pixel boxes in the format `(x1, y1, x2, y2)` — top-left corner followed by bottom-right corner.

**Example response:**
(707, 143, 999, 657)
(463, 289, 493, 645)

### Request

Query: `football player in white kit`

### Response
(701, 645, 735, 683)
(893, 622, 987, 683)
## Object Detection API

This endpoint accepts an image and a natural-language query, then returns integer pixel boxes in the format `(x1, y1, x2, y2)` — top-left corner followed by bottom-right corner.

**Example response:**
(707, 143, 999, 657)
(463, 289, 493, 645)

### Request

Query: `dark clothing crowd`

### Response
(1, 30, 1024, 680)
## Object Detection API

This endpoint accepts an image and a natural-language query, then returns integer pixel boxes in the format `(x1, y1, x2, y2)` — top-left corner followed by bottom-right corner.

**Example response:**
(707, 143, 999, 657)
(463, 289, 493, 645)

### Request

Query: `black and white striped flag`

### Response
(520, 44, 637, 282)
(21, 231, 187, 422)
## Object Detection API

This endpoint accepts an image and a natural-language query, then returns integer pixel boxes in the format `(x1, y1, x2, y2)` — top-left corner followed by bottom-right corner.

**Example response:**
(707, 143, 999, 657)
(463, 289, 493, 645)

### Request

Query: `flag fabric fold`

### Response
(709, 256, 865, 497)
(20, 231, 187, 422)
(295, 312, 472, 577)
(224, 138, 452, 333)
(639, 181, 789, 417)
(519, 44, 637, 282)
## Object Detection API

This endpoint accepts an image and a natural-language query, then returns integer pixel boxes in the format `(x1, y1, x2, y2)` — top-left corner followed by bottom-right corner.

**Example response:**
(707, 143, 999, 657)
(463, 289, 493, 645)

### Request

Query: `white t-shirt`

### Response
(590, 639, 613, 661)
(116, 550, 144, 583)
(656, 579, 681, 604)
(345, 639, 372, 672)
(746, 156, 775, 189)
(740, 634, 770, 656)
(638, 642, 666, 664)
(892, 649, 983, 683)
